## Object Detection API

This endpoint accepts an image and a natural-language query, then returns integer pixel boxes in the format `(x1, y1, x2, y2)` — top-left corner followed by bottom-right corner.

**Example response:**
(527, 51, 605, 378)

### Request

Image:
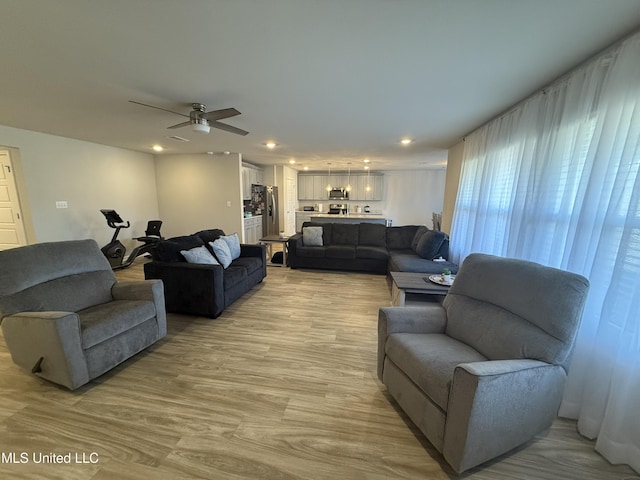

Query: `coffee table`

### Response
(390, 271, 451, 306)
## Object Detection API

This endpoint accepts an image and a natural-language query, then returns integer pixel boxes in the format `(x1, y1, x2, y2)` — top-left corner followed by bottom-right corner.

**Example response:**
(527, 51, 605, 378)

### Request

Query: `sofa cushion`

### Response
(210, 239, 233, 268)
(331, 223, 359, 245)
(231, 256, 263, 275)
(326, 245, 356, 259)
(302, 226, 323, 246)
(387, 225, 419, 250)
(389, 252, 458, 274)
(359, 223, 387, 247)
(195, 229, 225, 245)
(80, 300, 156, 349)
(415, 230, 446, 260)
(154, 235, 204, 262)
(411, 226, 429, 251)
(385, 333, 487, 411)
(356, 245, 388, 261)
(223, 266, 247, 290)
(180, 245, 220, 265)
(296, 246, 326, 258)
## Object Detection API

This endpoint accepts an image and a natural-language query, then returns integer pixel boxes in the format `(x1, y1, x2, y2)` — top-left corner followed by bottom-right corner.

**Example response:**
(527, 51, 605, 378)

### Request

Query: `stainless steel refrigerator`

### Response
(262, 186, 280, 237)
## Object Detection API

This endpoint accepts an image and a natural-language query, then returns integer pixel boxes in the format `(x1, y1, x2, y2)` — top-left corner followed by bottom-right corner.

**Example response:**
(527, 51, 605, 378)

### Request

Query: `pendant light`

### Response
(346, 164, 352, 192)
(365, 165, 371, 192)
(326, 164, 332, 192)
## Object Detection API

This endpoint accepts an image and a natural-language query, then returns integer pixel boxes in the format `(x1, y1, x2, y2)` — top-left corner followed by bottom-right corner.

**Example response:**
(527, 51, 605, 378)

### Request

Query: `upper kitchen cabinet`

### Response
(298, 172, 383, 200)
(242, 163, 264, 200)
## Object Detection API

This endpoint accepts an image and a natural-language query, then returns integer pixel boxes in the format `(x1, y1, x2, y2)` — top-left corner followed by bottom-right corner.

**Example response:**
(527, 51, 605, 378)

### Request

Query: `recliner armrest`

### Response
(1, 311, 89, 390)
(377, 305, 447, 380)
(444, 359, 566, 473)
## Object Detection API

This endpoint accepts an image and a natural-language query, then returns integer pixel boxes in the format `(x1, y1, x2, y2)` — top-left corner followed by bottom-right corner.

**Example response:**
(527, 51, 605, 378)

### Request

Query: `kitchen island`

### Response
(308, 213, 388, 225)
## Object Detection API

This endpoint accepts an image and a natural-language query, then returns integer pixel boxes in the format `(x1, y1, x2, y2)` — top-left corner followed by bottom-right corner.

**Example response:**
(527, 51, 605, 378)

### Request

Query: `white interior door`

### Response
(285, 177, 296, 235)
(0, 150, 27, 250)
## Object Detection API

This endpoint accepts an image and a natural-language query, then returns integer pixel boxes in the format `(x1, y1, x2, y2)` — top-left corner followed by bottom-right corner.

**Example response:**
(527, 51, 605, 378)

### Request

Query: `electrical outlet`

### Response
(226, 200, 232, 207)
(56, 201, 68, 209)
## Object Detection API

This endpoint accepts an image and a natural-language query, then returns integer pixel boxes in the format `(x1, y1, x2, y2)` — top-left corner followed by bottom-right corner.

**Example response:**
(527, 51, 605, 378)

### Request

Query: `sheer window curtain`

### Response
(450, 31, 640, 472)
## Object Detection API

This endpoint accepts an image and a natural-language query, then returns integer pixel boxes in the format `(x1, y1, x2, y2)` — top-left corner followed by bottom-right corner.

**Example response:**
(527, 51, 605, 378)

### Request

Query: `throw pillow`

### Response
(180, 245, 220, 265)
(210, 239, 233, 268)
(302, 226, 323, 246)
(220, 233, 241, 260)
(415, 230, 446, 260)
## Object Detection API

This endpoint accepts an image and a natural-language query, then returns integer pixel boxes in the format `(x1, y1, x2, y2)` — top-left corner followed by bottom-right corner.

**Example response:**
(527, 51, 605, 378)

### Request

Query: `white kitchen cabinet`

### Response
(243, 215, 263, 244)
(297, 172, 383, 200)
(242, 164, 264, 200)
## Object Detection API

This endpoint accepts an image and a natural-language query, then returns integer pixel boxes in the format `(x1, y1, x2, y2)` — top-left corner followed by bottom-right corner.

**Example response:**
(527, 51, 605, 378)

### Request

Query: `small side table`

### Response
(259, 235, 289, 267)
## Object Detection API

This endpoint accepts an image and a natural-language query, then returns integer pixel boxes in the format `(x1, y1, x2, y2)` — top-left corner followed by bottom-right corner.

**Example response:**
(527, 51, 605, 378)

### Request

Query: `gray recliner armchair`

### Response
(378, 253, 589, 473)
(0, 239, 167, 390)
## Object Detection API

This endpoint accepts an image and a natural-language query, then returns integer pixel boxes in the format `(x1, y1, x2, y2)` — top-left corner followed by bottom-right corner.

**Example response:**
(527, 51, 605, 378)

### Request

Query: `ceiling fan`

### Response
(129, 100, 249, 136)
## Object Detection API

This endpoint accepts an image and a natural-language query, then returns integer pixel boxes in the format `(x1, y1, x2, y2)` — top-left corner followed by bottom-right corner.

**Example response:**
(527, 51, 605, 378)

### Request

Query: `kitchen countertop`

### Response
(309, 213, 386, 219)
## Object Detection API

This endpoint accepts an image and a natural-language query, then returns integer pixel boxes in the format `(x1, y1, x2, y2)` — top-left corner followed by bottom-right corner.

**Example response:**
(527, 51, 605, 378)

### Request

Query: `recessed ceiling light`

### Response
(364, 165, 370, 170)
(364, 158, 370, 163)
(400, 137, 413, 145)
(265, 141, 277, 149)
(303, 166, 309, 171)
(152, 145, 164, 152)
(289, 159, 296, 164)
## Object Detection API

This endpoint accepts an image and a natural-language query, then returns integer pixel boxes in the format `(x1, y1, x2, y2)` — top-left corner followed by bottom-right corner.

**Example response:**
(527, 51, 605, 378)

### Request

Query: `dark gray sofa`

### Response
(287, 222, 458, 275)
(144, 229, 266, 318)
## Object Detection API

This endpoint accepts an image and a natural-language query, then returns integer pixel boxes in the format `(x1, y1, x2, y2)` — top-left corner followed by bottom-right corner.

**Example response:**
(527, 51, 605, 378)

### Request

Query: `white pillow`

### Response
(181, 245, 220, 265)
(302, 226, 323, 246)
(210, 239, 232, 268)
(221, 232, 241, 260)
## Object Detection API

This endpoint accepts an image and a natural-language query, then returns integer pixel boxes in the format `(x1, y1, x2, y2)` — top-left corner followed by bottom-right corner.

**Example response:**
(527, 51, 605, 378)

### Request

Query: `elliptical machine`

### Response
(100, 209, 163, 270)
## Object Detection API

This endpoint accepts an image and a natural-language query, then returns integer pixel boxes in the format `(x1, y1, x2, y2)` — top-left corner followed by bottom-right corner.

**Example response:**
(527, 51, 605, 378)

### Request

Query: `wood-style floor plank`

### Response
(0, 259, 636, 479)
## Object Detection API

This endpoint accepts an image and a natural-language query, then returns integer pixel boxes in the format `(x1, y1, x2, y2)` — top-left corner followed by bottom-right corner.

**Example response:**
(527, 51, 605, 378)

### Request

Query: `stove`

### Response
(328, 203, 348, 214)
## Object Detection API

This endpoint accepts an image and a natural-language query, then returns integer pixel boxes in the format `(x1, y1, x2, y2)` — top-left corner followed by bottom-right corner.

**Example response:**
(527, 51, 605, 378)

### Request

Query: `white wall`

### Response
(154, 153, 244, 238)
(442, 141, 464, 235)
(381, 169, 446, 227)
(0, 125, 159, 251)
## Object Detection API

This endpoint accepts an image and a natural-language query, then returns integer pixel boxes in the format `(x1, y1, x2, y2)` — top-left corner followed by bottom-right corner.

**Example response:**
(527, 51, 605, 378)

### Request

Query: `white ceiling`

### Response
(2, 1, 640, 172)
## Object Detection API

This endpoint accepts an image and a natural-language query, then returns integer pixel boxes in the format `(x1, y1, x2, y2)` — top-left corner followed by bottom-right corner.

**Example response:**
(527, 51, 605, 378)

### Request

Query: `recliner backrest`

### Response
(0, 239, 116, 319)
(442, 253, 589, 369)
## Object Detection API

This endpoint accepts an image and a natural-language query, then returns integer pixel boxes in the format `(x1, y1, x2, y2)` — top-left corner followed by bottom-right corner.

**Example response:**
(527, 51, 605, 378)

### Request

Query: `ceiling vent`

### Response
(166, 135, 190, 142)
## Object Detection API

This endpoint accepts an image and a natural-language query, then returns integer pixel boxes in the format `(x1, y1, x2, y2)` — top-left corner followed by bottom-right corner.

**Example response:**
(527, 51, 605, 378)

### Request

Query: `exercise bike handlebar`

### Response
(100, 209, 130, 229)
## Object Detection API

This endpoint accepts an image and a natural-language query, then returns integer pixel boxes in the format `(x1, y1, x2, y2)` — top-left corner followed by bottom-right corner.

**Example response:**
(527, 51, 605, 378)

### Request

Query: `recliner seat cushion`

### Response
(387, 225, 419, 250)
(80, 300, 157, 349)
(296, 246, 326, 258)
(385, 333, 487, 411)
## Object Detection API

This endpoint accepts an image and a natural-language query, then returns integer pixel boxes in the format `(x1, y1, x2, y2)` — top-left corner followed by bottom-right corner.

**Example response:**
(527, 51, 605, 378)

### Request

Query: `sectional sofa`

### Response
(287, 222, 458, 275)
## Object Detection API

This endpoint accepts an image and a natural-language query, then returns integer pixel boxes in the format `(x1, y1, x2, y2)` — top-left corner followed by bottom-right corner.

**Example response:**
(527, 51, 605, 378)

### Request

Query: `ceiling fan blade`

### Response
(209, 121, 249, 136)
(201, 107, 241, 121)
(129, 100, 190, 118)
(167, 120, 192, 129)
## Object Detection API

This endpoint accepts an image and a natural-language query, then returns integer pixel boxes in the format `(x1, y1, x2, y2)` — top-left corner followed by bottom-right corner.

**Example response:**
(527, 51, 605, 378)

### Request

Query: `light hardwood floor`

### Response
(0, 259, 637, 480)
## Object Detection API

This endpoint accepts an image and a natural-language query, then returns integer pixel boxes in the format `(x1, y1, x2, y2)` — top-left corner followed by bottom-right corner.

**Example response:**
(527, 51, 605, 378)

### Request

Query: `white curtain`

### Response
(450, 31, 640, 472)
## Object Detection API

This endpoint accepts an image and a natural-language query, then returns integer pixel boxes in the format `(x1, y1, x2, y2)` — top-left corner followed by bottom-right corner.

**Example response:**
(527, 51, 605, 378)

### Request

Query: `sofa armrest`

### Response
(377, 305, 447, 380)
(112, 280, 167, 337)
(240, 243, 266, 258)
(144, 261, 225, 318)
(443, 359, 566, 473)
(1, 311, 89, 390)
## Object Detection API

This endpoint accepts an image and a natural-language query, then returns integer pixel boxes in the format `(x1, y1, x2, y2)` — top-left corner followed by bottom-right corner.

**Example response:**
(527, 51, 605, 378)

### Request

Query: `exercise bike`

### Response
(100, 209, 163, 270)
